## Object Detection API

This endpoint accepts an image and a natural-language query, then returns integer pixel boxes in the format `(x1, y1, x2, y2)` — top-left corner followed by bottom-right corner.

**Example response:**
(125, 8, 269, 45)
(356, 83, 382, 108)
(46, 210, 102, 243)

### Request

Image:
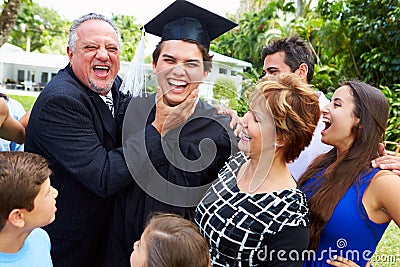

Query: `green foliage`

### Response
(312, 64, 340, 94)
(239, 67, 259, 94)
(8, 1, 69, 53)
(212, 0, 400, 121)
(316, 0, 400, 88)
(212, 76, 239, 110)
(112, 14, 142, 62)
(234, 68, 260, 116)
(7, 5, 142, 58)
(380, 84, 400, 144)
(236, 95, 249, 117)
(144, 54, 153, 64)
(212, 0, 342, 94)
(212, 0, 294, 75)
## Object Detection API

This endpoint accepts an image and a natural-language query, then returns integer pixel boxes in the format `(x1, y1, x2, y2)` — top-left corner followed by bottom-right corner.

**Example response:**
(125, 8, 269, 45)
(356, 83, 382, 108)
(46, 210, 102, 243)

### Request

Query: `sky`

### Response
(33, 0, 241, 25)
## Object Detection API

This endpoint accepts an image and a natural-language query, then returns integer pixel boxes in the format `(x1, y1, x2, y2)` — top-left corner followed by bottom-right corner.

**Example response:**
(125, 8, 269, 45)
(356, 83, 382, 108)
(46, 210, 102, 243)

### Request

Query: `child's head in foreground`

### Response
(130, 213, 210, 267)
(0, 151, 57, 232)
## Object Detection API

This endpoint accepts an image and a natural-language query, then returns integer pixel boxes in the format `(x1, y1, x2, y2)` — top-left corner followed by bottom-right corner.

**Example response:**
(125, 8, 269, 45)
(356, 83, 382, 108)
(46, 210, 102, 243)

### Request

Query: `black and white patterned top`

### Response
(194, 152, 310, 267)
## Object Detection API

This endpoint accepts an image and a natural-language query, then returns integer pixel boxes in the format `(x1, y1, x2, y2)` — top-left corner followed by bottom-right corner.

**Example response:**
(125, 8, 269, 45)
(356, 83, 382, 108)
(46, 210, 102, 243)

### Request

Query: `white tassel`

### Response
(120, 32, 146, 97)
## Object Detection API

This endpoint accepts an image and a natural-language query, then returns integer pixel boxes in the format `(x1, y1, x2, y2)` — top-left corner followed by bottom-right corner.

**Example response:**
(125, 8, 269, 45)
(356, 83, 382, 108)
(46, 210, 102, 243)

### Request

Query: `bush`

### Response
(212, 76, 239, 110)
(380, 84, 400, 145)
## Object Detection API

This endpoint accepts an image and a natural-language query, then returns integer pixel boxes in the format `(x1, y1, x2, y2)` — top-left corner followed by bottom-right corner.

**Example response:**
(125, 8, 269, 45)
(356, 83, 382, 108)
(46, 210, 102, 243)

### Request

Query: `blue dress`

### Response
(302, 168, 389, 266)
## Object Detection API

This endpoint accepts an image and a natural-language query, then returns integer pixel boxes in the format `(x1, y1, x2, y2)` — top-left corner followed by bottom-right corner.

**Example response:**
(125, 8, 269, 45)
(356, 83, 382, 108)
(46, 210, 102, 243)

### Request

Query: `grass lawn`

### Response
(6, 95, 400, 266)
(371, 221, 400, 266)
(7, 94, 37, 111)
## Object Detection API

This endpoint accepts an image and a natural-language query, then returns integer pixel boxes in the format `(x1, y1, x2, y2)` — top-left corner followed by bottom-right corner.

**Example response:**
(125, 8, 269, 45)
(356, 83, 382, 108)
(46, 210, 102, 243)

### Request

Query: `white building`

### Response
(0, 43, 68, 90)
(0, 43, 251, 98)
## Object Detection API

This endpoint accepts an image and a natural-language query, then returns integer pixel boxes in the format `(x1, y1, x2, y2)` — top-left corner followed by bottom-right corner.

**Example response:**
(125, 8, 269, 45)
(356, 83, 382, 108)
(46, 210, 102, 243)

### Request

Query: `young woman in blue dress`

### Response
(299, 81, 400, 267)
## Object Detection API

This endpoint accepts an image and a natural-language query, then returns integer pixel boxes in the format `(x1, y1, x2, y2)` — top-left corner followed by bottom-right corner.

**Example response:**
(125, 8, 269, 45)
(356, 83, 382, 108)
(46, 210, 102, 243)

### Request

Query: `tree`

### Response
(0, 0, 22, 47)
(112, 14, 142, 62)
(213, 76, 239, 110)
(237, 0, 270, 16)
(7, 1, 70, 53)
(380, 84, 400, 144)
(7, 5, 142, 57)
(316, 0, 400, 88)
(213, 0, 399, 143)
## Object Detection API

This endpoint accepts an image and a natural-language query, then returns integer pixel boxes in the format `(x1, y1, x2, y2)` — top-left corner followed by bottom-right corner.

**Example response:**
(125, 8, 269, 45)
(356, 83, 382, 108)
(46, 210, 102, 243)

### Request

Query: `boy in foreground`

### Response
(0, 152, 58, 266)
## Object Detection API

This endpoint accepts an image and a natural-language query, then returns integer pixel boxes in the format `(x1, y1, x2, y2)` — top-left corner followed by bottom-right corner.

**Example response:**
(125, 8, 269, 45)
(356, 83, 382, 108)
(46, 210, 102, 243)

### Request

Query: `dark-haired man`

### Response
(261, 36, 331, 179)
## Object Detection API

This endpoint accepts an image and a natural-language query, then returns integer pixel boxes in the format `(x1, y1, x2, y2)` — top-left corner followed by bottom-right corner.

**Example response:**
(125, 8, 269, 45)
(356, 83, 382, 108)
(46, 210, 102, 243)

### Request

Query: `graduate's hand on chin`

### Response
(326, 256, 370, 267)
(152, 87, 198, 137)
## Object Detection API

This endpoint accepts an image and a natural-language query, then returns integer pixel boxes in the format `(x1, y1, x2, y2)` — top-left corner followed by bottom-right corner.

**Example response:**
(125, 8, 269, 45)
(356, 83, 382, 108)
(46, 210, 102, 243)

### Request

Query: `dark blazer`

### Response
(25, 65, 132, 267)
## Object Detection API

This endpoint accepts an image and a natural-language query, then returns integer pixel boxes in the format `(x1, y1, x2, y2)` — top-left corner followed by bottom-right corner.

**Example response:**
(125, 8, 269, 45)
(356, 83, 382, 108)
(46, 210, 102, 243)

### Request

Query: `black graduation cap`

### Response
(144, 0, 237, 50)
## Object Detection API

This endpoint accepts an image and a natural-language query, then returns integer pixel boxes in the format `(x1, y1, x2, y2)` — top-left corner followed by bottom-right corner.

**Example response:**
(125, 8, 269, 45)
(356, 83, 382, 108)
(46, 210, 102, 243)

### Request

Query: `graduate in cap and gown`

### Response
(105, 1, 239, 266)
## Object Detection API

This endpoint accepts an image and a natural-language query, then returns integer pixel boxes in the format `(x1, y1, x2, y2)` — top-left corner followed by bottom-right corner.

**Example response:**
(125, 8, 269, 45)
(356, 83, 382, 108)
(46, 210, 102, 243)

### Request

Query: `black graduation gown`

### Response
(105, 94, 238, 267)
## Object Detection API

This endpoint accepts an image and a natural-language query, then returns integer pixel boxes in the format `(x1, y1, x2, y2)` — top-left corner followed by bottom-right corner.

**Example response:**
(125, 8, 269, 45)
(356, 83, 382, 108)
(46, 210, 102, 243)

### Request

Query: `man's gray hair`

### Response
(68, 13, 122, 52)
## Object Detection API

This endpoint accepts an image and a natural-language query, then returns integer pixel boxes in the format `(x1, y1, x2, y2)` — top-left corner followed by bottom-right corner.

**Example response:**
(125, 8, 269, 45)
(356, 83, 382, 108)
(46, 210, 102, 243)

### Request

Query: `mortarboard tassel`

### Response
(119, 29, 146, 97)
